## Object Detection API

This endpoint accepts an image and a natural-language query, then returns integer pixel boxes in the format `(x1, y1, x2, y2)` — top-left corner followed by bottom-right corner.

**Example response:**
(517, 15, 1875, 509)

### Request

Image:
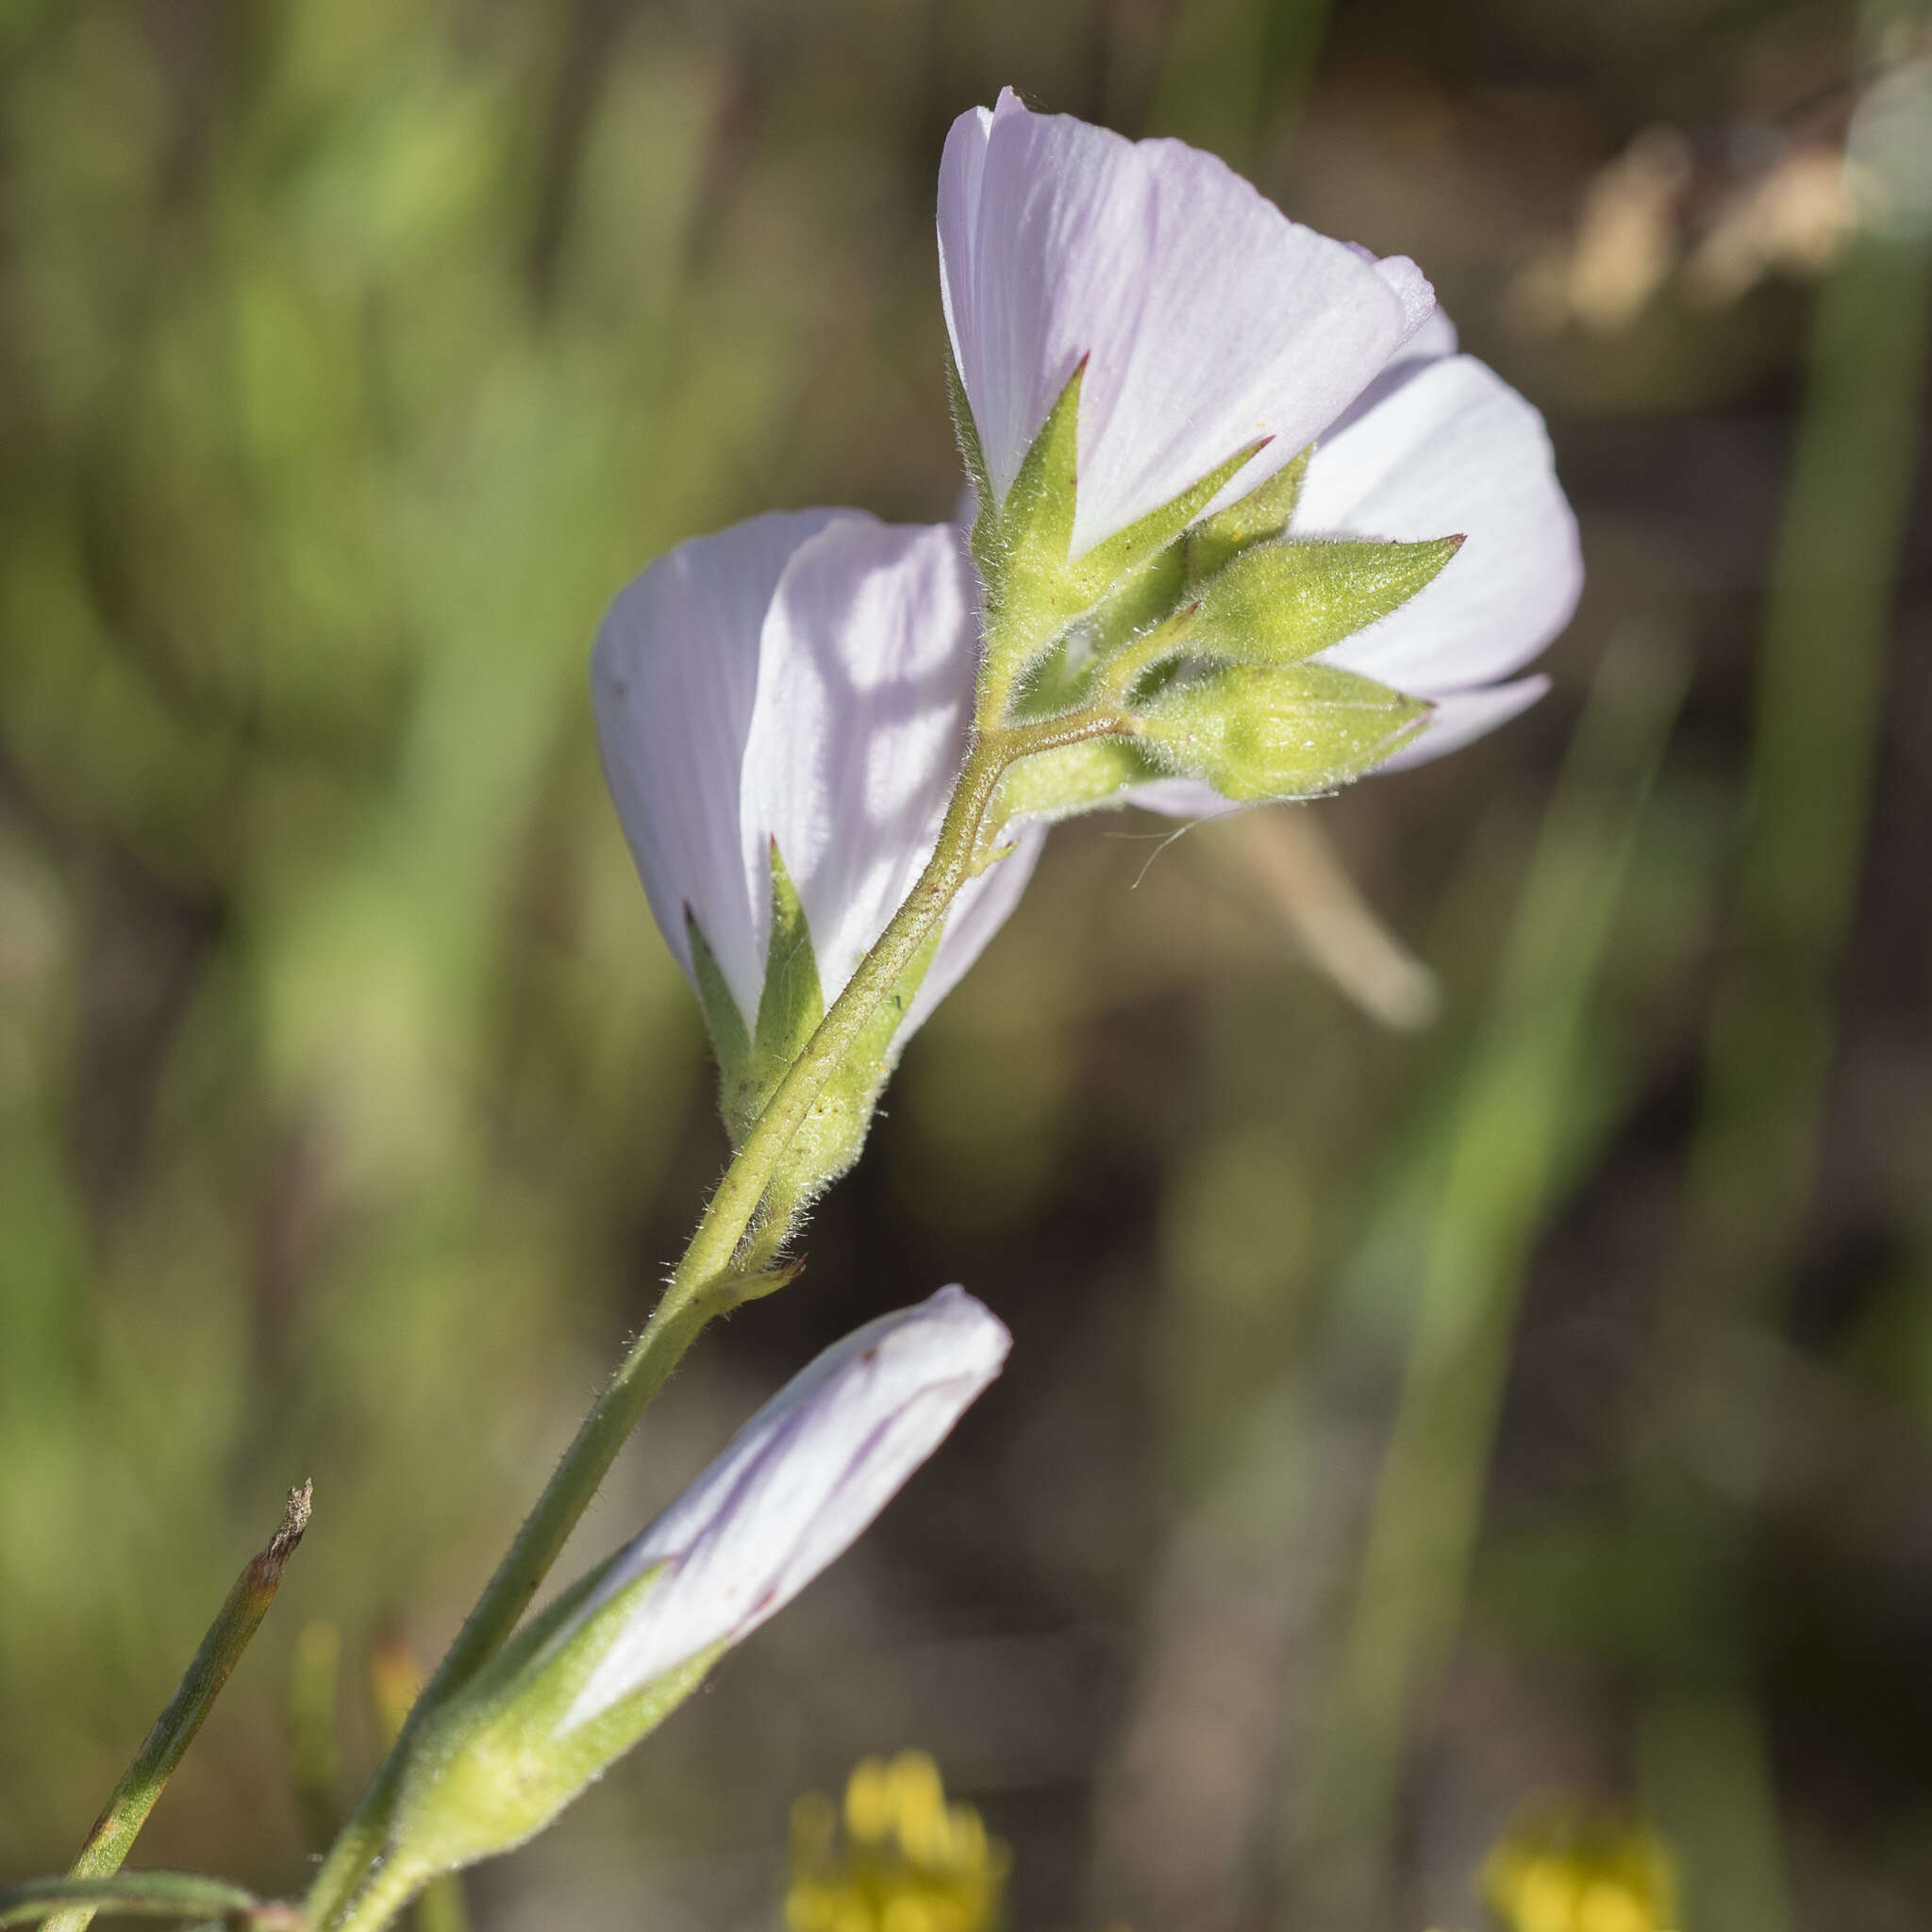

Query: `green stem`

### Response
(1094, 609, 1194, 703)
(324, 1859, 422, 1932)
(306, 708, 1123, 1930)
(45, 1487, 312, 1932)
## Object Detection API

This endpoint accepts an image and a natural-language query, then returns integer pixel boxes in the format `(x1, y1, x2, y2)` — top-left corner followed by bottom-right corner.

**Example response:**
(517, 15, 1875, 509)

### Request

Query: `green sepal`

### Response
(1008, 541, 1191, 720)
(1068, 440, 1263, 608)
(943, 339, 991, 525)
(970, 358, 1083, 642)
(0, 1874, 263, 1925)
(1187, 447, 1311, 582)
(687, 841, 946, 1223)
(688, 913, 750, 1078)
(1190, 534, 1463, 669)
(752, 841, 823, 1071)
(692, 843, 828, 1152)
(387, 1562, 724, 1885)
(970, 359, 1266, 716)
(1141, 662, 1429, 801)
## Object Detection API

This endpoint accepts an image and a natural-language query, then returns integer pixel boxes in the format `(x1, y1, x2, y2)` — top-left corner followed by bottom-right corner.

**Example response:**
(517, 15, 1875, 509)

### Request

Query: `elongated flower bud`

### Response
(563, 1284, 1009, 1727)
(1139, 662, 1429, 802)
(383, 1289, 1010, 1888)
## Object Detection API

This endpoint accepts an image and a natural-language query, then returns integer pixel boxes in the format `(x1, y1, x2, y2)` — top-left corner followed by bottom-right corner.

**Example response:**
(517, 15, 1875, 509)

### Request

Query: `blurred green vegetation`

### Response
(4, 3, 1931, 1931)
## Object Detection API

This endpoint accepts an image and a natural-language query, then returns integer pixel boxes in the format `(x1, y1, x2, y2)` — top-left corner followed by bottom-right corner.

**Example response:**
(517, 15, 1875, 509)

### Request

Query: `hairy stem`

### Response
(306, 708, 1120, 1930)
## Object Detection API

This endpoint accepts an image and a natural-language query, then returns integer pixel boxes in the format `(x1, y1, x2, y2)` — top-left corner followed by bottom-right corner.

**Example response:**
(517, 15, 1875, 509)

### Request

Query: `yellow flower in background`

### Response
(1481, 1802, 1678, 1932)
(786, 1753, 1009, 1932)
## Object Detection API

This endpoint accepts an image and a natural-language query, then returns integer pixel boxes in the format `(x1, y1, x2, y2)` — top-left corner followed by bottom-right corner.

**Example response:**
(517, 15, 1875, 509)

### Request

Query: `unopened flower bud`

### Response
(1189, 534, 1464, 669)
(1140, 662, 1426, 803)
(377, 1290, 1009, 1894)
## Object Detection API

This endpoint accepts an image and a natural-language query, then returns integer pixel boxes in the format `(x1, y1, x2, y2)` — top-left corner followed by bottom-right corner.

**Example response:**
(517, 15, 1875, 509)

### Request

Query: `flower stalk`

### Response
(305, 707, 1111, 1930)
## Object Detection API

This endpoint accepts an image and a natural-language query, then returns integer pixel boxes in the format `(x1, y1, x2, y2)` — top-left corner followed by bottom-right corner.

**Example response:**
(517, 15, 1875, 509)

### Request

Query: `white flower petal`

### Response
(1398, 305, 1460, 365)
(940, 89, 1432, 558)
(741, 519, 980, 1008)
(1297, 353, 1582, 696)
(1379, 675, 1551, 772)
(1116, 775, 1238, 821)
(591, 509, 847, 1023)
(593, 515, 1024, 1042)
(561, 1285, 1010, 1729)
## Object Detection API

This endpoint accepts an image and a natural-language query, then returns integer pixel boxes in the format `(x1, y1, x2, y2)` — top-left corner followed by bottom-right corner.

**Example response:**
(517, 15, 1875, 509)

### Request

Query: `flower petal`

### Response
(594, 513, 1015, 1041)
(1117, 774, 1239, 821)
(740, 519, 981, 1009)
(591, 509, 849, 1023)
(940, 89, 1432, 559)
(1297, 353, 1582, 697)
(561, 1285, 1010, 1729)
(1379, 675, 1551, 771)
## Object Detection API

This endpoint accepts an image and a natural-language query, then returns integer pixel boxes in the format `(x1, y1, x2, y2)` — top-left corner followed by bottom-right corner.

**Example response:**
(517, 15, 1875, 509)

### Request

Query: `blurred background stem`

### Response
(1302, 637, 1686, 1928)
(1637, 26, 1932, 1932)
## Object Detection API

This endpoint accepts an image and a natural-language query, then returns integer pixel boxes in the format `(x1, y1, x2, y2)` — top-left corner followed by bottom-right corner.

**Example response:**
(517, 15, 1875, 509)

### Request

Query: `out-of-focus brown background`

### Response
(3, 1, 1930, 1927)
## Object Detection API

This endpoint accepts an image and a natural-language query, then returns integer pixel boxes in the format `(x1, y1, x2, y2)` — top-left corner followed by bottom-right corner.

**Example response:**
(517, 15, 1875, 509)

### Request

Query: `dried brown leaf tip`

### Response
(254, 1481, 313, 1589)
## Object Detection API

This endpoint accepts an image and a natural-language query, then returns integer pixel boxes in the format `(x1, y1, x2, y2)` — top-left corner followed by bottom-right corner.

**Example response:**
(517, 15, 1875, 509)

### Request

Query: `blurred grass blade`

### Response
(0, 1874, 262, 1925)
(44, 1486, 313, 1932)
(1640, 1690, 1790, 1932)
(288, 1622, 344, 1851)
(1317, 634, 1688, 1916)
(1657, 41, 1932, 1476)
(1150, 0, 1334, 168)
(1639, 36, 1932, 1932)
(1195, 809, 1441, 1031)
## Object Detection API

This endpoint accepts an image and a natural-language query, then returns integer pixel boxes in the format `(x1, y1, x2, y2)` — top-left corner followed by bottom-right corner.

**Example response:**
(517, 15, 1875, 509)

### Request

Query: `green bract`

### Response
(962, 359, 1261, 717)
(954, 359, 1457, 825)
(1188, 534, 1463, 668)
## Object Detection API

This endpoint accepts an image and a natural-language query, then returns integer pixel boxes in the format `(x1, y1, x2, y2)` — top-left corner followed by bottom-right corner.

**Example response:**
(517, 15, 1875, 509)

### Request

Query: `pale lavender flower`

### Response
(1128, 307, 1580, 793)
(940, 87, 1435, 558)
(940, 90, 1579, 781)
(559, 1285, 1009, 1730)
(591, 511, 1041, 1039)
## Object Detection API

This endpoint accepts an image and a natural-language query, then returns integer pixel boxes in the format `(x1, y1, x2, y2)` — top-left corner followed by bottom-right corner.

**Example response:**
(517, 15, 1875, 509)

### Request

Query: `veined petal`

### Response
(1297, 353, 1582, 697)
(594, 514, 1023, 1056)
(741, 519, 979, 1010)
(591, 508, 848, 1023)
(561, 1286, 1010, 1730)
(939, 89, 1432, 559)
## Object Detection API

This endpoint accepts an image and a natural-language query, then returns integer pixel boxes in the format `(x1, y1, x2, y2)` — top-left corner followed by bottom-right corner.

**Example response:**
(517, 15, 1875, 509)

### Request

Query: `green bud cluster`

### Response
(956, 358, 1461, 821)
(1139, 663, 1427, 802)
